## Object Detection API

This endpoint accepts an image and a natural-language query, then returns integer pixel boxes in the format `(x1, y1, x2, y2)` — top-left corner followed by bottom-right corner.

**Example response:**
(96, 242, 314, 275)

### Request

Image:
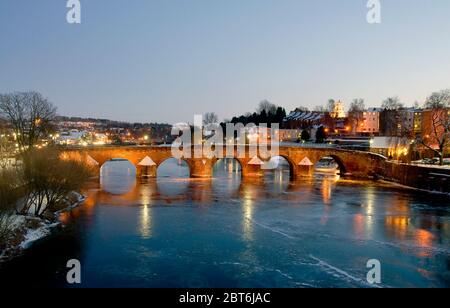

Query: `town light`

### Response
(144, 135, 149, 141)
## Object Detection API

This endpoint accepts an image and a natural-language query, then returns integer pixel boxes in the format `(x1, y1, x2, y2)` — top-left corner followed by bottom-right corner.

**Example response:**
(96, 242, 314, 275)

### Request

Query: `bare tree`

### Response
(419, 89, 450, 165)
(295, 106, 310, 112)
(203, 112, 219, 126)
(348, 99, 366, 134)
(382, 96, 404, 110)
(314, 105, 327, 112)
(0, 91, 56, 150)
(349, 98, 365, 112)
(327, 99, 336, 112)
(257, 100, 277, 115)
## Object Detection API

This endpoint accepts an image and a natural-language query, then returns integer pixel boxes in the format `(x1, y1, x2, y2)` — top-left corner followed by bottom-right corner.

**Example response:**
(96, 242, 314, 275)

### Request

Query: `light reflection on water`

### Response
(1, 159, 449, 288)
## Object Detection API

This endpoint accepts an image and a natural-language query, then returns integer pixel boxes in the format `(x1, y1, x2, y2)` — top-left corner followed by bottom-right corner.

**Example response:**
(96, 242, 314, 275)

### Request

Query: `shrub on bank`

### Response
(1, 148, 91, 255)
(0, 169, 22, 249)
(19, 148, 91, 217)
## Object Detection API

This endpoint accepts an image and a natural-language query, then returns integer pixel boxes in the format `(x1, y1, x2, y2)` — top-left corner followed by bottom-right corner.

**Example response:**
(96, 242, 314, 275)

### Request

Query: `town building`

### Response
(277, 129, 301, 142)
(355, 108, 381, 135)
(283, 110, 325, 130)
(56, 130, 87, 146)
(413, 109, 423, 135)
(379, 108, 415, 137)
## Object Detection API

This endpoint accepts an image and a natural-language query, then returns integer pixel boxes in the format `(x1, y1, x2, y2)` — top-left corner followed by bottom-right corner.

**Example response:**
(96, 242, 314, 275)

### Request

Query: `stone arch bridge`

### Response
(60, 145, 386, 179)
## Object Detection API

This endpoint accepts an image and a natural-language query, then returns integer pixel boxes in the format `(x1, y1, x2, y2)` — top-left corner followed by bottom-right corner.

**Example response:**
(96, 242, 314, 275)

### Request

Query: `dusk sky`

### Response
(1, 0, 449, 124)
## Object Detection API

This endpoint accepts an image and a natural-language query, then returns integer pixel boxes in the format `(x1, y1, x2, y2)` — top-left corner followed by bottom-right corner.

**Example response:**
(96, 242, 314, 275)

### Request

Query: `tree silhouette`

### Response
(316, 126, 327, 143)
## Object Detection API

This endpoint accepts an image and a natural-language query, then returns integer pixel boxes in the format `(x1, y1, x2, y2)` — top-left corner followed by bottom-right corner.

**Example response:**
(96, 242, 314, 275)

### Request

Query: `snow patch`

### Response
(19, 225, 51, 249)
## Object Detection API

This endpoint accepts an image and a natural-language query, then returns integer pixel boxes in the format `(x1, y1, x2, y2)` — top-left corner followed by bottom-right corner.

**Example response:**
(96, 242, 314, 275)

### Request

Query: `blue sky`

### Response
(0, 0, 449, 123)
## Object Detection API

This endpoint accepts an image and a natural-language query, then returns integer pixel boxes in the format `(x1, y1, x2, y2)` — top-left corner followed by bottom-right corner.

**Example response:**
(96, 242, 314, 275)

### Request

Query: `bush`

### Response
(0, 169, 20, 249)
(316, 126, 327, 143)
(19, 148, 91, 217)
(0, 214, 14, 250)
(301, 129, 310, 142)
(0, 168, 21, 213)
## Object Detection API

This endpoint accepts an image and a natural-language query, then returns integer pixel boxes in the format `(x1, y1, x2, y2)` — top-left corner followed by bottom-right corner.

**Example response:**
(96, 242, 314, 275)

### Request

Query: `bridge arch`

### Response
(328, 155, 347, 175)
(99, 159, 137, 195)
(267, 155, 296, 181)
(314, 154, 347, 175)
(100, 158, 137, 176)
(157, 157, 191, 178)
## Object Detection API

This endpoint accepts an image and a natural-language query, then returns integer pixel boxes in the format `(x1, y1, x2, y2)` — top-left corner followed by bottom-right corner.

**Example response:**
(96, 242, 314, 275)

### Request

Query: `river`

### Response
(0, 159, 449, 288)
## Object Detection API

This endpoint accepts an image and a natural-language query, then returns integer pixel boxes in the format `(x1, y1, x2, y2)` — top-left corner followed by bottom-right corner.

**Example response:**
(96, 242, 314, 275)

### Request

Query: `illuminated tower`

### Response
(331, 100, 346, 118)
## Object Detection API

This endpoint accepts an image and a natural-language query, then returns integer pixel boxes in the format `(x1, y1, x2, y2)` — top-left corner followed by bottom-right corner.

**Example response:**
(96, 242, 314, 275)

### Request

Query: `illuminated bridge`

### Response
(60, 145, 387, 179)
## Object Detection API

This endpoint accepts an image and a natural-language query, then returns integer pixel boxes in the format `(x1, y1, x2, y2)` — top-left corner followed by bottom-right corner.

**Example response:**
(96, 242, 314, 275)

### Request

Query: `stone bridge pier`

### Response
(185, 159, 215, 178)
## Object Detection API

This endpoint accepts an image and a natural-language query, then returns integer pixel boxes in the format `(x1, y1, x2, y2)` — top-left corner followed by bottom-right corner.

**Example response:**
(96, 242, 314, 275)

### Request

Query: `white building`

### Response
(57, 130, 87, 145)
(331, 100, 346, 119)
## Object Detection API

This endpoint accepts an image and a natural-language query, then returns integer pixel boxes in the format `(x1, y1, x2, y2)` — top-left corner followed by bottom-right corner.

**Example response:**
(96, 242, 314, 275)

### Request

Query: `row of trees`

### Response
(229, 100, 287, 126)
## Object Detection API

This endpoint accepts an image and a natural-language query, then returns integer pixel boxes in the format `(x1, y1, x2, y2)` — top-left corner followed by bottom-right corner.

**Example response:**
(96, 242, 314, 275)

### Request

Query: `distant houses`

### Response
(281, 100, 449, 160)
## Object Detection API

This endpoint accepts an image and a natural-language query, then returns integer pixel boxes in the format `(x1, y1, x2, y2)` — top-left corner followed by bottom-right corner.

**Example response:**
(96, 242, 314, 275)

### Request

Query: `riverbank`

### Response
(381, 161, 450, 194)
(0, 192, 85, 264)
